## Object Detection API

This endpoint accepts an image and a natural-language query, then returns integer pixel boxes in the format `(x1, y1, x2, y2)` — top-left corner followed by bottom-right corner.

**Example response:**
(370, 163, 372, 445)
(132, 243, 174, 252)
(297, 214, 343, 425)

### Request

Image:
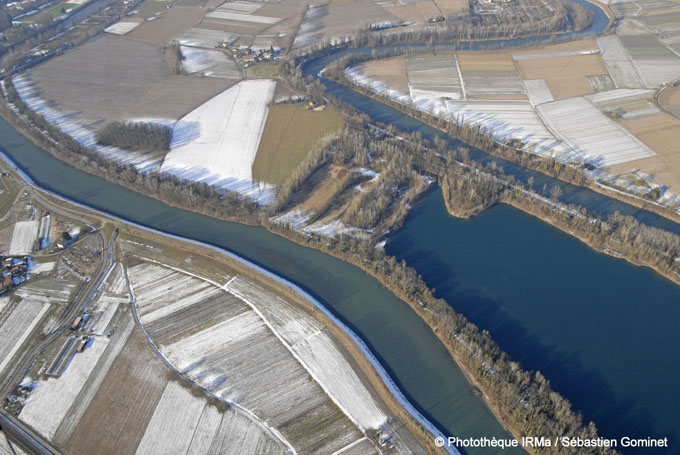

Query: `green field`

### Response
(253, 104, 343, 186)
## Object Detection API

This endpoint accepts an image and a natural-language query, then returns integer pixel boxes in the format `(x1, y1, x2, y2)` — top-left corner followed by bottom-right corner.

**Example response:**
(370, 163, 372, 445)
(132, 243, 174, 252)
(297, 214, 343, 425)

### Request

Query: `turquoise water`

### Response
(387, 189, 680, 453)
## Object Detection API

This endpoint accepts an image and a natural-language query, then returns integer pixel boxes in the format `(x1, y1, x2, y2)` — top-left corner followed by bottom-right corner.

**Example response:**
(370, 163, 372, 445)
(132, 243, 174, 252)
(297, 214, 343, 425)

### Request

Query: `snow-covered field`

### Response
(130, 263, 226, 325)
(215, 0, 263, 14)
(406, 55, 464, 100)
(586, 88, 659, 119)
(9, 220, 39, 255)
(293, 5, 328, 49)
(86, 294, 124, 335)
(206, 11, 281, 24)
(538, 97, 656, 166)
(136, 381, 285, 455)
(20, 336, 111, 438)
(50, 318, 134, 446)
(180, 46, 241, 79)
(12, 75, 167, 173)
(597, 35, 645, 88)
(13, 278, 78, 306)
(345, 66, 412, 105)
(0, 301, 49, 374)
(104, 21, 140, 35)
(174, 28, 237, 49)
(229, 277, 389, 431)
(523, 79, 554, 106)
(128, 262, 377, 454)
(444, 100, 570, 158)
(160, 80, 276, 204)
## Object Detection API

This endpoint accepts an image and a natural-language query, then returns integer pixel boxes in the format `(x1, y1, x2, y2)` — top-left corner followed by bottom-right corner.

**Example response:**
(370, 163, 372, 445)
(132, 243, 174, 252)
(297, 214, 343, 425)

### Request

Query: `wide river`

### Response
(3, 5, 679, 451)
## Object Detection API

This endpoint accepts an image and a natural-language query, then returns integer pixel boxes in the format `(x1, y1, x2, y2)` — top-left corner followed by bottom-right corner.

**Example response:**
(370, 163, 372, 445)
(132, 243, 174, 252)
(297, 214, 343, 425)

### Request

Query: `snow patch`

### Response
(161, 80, 276, 204)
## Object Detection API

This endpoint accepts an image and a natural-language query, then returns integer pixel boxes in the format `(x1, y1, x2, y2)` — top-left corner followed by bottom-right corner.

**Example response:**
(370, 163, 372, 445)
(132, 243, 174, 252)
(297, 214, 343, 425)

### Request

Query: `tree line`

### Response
(97, 121, 172, 151)
(356, 0, 593, 46)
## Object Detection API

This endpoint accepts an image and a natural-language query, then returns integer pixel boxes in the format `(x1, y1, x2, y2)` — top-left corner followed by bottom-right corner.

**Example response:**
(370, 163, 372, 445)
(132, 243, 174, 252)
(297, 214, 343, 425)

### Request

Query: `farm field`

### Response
(8, 221, 38, 255)
(353, 57, 409, 93)
(135, 381, 286, 455)
(161, 79, 276, 203)
(611, 113, 680, 191)
(180, 46, 242, 78)
(433, 0, 467, 15)
(445, 99, 566, 157)
(174, 27, 237, 48)
(104, 20, 142, 35)
(537, 97, 656, 167)
(293, 0, 397, 49)
(514, 53, 609, 100)
(253, 104, 344, 186)
(596, 35, 645, 89)
(406, 55, 463, 100)
(586, 88, 659, 119)
(385, 1, 442, 23)
(21, 35, 237, 125)
(457, 54, 526, 98)
(64, 328, 168, 455)
(659, 84, 680, 117)
(618, 34, 680, 87)
(125, 259, 424, 454)
(126, 6, 207, 42)
(0, 301, 49, 375)
(128, 261, 367, 454)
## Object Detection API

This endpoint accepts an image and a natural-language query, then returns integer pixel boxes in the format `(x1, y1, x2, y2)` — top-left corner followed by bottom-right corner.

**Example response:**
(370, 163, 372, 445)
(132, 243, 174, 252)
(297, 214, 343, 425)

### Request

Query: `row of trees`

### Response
(0, 7, 12, 32)
(163, 43, 185, 75)
(96, 121, 172, 151)
(355, 0, 593, 46)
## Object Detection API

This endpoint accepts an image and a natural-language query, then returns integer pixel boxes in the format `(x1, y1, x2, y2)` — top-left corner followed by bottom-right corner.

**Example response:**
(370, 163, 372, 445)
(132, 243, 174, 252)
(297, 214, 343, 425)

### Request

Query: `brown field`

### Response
(126, 6, 206, 44)
(659, 85, 680, 118)
(515, 54, 608, 99)
(385, 1, 442, 23)
(609, 113, 680, 190)
(299, 165, 356, 213)
(246, 61, 282, 79)
(434, 0, 468, 15)
(253, 104, 344, 186)
(356, 56, 409, 92)
(65, 327, 168, 455)
(297, 0, 398, 47)
(457, 52, 515, 71)
(197, 18, 268, 35)
(25, 34, 238, 128)
(129, 0, 174, 20)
